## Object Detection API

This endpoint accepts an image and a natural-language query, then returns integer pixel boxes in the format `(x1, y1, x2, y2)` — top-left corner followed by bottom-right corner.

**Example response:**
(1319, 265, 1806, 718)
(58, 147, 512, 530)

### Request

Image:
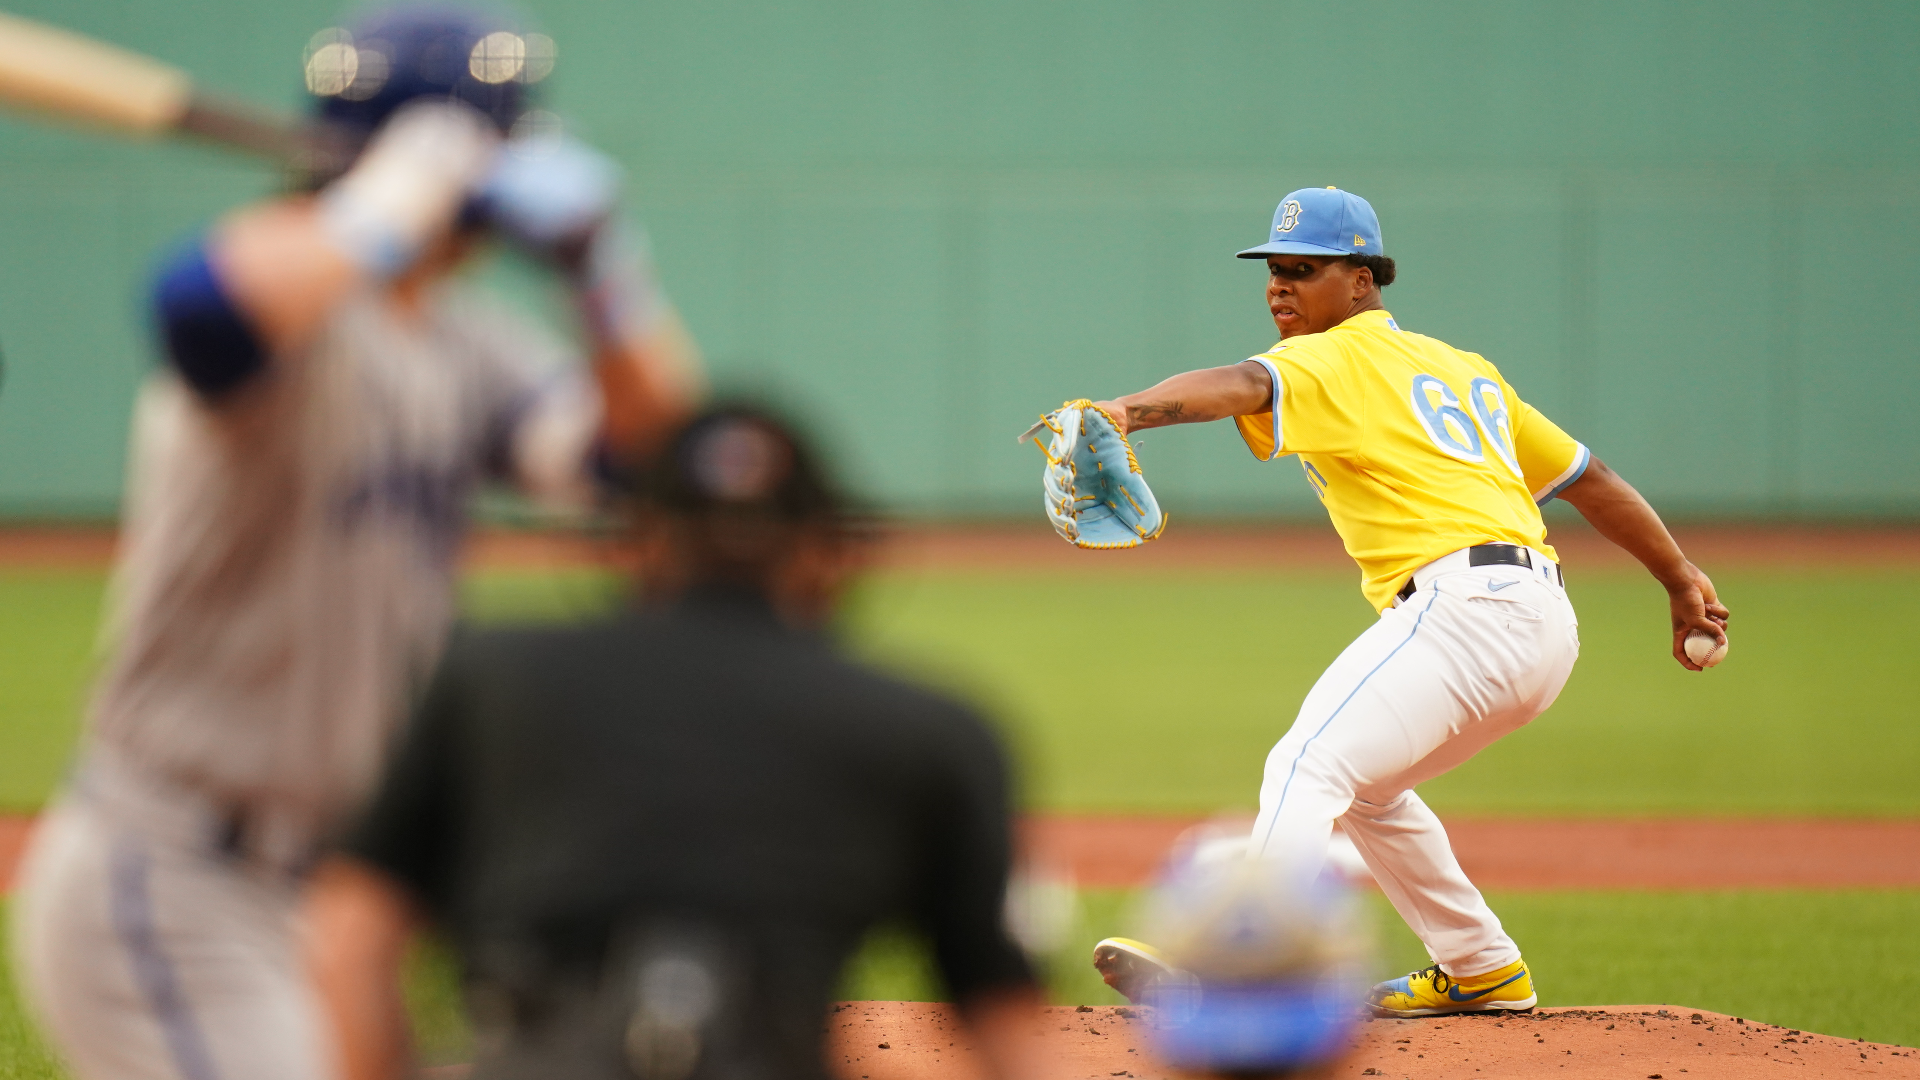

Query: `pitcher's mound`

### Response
(826, 1001, 1920, 1079)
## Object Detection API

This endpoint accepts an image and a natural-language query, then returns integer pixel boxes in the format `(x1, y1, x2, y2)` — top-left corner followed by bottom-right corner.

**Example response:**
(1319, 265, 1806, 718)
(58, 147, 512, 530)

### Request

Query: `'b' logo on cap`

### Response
(1277, 200, 1303, 233)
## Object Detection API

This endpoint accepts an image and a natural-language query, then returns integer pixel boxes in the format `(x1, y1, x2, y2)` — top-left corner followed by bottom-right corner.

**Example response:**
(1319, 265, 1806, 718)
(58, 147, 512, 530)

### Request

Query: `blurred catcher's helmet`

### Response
(1139, 842, 1373, 1077)
(301, 4, 551, 168)
(629, 405, 861, 579)
(639, 407, 844, 523)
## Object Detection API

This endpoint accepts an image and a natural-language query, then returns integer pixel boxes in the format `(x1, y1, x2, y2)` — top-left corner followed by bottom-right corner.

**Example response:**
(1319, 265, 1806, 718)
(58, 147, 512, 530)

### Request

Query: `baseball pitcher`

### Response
(9, 8, 700, 1080)
(1035, 187, 1729, 1016)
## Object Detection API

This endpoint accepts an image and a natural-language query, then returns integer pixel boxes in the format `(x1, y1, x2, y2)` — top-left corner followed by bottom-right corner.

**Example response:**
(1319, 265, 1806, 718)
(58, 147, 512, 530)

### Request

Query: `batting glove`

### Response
(473, 134, 623, 266)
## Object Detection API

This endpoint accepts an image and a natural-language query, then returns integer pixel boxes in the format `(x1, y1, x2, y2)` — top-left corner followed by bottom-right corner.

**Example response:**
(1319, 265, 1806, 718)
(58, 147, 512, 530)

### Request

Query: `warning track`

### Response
(5, 522, 1920, 572)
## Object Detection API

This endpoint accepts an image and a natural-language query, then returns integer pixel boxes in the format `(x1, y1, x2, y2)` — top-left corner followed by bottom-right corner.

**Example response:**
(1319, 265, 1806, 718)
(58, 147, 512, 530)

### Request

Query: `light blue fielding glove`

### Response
(1019, 399, 1167, 549)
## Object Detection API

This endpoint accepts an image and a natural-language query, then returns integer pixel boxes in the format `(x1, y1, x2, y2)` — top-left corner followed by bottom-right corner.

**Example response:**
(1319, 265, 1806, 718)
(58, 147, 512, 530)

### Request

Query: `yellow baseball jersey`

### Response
(1233, 309, 1590, 611)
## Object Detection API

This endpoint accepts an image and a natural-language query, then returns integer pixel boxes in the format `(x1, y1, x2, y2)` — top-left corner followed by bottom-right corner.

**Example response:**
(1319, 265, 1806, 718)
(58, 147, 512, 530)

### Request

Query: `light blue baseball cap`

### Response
(1236, 186, 1384, 258)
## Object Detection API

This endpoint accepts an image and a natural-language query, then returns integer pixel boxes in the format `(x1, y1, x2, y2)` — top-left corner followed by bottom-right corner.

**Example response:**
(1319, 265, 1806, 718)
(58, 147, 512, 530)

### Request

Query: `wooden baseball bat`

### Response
(0, 9, 301, 162)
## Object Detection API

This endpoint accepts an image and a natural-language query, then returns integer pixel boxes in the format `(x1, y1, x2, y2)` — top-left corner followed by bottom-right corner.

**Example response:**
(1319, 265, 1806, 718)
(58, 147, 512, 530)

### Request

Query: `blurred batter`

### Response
(10, 9, 699, 1080)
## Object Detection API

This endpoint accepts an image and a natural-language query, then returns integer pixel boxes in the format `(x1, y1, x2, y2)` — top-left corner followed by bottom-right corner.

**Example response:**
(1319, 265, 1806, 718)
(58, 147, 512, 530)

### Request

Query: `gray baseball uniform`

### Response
(13, 281, 598, 1080)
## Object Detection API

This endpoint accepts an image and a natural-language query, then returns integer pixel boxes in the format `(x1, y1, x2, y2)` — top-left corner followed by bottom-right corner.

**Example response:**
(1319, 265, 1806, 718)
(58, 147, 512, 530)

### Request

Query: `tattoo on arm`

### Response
(1130, 400, 1186, 426)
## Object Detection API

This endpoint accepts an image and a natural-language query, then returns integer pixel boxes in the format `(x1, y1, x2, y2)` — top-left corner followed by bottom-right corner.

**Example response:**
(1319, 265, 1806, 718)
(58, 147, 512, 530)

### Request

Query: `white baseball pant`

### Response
(10, 755, 333, 1080)
(1250, 547, 1579, 977)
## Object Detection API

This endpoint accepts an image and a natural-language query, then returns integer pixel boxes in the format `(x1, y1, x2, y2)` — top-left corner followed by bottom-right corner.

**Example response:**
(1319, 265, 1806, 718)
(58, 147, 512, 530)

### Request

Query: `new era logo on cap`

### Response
(1236, 187, 1385, 259)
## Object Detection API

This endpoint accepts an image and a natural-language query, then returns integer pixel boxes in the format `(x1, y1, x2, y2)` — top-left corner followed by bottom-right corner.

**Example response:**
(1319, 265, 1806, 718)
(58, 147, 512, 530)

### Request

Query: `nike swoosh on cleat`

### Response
(1487, 579, 1517, 592)
(1446, 969, 1529, 1002)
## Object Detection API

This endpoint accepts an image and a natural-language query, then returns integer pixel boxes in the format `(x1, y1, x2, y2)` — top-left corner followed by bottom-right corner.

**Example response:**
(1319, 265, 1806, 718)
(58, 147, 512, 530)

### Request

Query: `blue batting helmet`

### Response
(302, 4, 551, 149)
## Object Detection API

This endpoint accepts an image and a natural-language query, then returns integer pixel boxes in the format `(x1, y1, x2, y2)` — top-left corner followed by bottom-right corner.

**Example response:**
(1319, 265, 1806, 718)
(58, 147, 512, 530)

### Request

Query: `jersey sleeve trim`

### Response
(1531, 442, 1591, 505)
(1244, 355, 1283, 461)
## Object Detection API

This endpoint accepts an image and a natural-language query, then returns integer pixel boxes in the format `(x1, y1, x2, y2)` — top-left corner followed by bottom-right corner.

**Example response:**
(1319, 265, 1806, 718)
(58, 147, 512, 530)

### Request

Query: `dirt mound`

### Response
(825, 1002, 1920, 1079)
(1339, 1007, 1918, 1079)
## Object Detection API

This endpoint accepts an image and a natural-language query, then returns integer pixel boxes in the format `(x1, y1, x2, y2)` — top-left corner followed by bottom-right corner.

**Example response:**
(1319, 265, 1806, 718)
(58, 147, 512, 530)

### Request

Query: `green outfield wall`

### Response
(0, 0, 1915, 519)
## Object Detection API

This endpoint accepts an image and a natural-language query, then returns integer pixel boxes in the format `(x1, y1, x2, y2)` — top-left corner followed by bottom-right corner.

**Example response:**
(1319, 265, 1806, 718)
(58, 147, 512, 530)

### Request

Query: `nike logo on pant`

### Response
(1487, 579, 1517, 592)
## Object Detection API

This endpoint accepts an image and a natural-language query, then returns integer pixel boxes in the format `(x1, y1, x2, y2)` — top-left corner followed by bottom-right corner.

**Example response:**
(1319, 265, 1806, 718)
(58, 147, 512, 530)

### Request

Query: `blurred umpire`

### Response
(11, 6, 699, 1080)
(305, 407, 1043, 1080)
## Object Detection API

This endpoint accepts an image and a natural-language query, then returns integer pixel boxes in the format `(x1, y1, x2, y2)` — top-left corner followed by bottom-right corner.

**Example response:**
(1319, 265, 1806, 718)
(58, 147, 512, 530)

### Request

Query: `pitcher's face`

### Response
(1265, 255, 1369, 338)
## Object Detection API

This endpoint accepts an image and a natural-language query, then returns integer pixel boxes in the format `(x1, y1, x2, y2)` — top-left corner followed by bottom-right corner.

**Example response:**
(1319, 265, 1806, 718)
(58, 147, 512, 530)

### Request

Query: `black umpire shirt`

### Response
(346, 587, 1035, 1080)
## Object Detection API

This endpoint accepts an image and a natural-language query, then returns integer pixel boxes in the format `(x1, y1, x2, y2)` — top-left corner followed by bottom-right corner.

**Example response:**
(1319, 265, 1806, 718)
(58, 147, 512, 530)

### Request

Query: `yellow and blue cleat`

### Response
(1366, 957, 1536, 1017)
(1092, 937, 1182, 1004)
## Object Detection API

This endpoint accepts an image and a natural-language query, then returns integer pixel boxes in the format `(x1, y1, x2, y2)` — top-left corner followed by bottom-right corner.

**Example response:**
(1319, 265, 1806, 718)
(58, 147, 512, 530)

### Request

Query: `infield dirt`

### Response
(4, 815, 1916, 893)
(827, 1002, 1920, 1080)
(1023, 816, 1920, 889)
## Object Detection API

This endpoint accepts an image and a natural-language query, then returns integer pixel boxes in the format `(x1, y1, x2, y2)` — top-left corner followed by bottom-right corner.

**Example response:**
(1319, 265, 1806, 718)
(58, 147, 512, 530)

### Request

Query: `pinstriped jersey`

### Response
(1233, 310, 1589, 611)
(86, 282, 599, 839)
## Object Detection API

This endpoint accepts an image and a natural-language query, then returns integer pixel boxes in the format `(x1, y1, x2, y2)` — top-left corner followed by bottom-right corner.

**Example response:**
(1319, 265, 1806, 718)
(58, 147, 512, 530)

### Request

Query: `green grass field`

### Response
(9, 566, 1919, 815)
(0, 562, 1916, 1071)
(842, 567, 1920, 817)
(840, 887, 1920, 1046)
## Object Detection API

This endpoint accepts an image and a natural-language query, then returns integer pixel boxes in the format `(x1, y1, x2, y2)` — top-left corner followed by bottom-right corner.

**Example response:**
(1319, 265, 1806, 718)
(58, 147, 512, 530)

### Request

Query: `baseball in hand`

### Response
(1684, 629, 1728, 669)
